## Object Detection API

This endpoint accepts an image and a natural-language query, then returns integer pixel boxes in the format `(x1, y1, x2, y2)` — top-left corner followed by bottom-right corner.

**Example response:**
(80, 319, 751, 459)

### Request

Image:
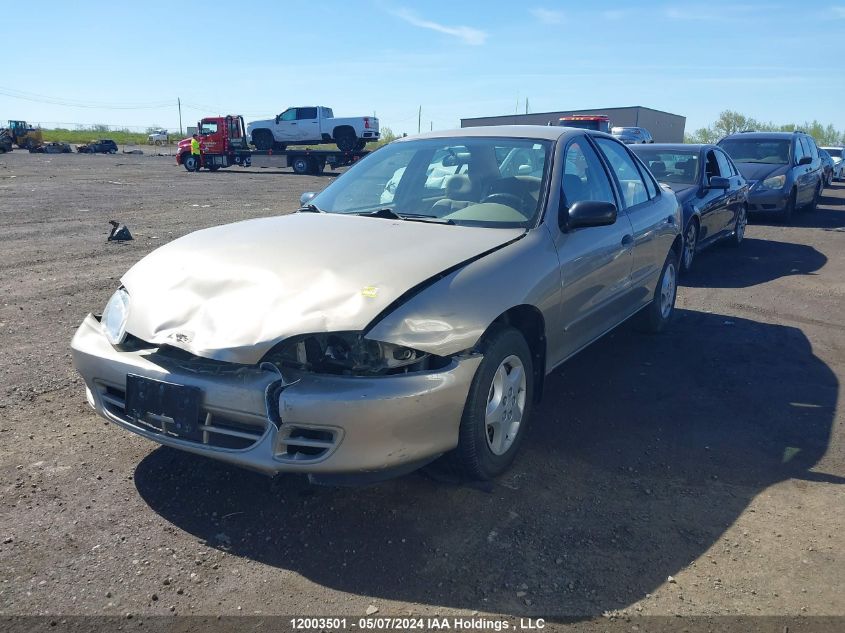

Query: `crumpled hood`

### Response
(733, 162, 787, 182)
(121, 213, 523, 364)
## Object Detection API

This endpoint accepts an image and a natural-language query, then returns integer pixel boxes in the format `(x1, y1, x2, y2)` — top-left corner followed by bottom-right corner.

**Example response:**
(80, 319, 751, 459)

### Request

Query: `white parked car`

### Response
(147, 130, 169, 145)
(819, 146, 844, 181)
(247, 106, 379, 152)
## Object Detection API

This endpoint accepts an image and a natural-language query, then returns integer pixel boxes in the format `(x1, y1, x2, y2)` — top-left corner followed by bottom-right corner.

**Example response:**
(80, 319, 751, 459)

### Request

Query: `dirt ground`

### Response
(0, 151, 843, 630)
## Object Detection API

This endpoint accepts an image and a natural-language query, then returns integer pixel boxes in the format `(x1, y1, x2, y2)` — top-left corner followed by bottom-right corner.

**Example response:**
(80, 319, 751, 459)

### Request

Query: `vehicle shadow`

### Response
(135, 309, 839, 617)
(682, 238, 826, 289)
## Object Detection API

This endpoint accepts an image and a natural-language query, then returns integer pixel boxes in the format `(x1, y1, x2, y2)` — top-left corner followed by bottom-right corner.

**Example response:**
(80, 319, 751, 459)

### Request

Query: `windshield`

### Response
(719, 138, 791, 164)
(199, 121, 218, 135)
(632, 148, 699, 185)
(822, 148, 842, 158)
(310, 137, 552, 228)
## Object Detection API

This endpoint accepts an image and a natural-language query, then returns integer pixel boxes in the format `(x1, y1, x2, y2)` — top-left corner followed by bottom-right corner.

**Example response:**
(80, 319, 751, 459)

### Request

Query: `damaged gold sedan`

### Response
(72, 126, 683, 482)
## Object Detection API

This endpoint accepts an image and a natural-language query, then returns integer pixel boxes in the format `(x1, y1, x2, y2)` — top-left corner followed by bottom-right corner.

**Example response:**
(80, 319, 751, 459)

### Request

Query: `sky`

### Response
(2, 0, 845, 136)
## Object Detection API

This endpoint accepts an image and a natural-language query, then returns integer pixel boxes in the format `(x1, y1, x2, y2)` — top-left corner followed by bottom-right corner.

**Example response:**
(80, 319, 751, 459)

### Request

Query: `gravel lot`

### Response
(0, 151, 843, 628)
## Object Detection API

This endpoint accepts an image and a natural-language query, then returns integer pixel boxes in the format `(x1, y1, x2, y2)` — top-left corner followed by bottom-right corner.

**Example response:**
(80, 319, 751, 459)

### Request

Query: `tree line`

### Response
(685, 110, 845, 146)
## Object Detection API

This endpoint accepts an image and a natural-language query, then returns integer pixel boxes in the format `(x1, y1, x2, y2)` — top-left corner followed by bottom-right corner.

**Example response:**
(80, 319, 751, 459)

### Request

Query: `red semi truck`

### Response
(176, 115, 370, 175)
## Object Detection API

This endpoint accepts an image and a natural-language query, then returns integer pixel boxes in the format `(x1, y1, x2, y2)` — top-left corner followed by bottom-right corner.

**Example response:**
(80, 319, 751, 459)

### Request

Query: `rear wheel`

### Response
(450, 326, 533, 480)
(354, 139, 366, 151)
(291, 156, 310, 175)
(335, 129, 357, 152)
(681, 219, 698, 273)
(252, 129, 274, 151)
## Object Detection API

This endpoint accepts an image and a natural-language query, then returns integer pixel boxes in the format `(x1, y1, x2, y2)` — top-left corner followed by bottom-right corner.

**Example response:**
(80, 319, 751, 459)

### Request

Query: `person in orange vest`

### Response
(190, 134, 201, 172)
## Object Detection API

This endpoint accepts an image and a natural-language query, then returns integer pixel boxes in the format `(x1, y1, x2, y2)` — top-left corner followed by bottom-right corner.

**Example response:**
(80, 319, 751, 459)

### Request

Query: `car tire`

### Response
(805, 183, 821, 212)
(781, 188, 796, 222)
(291, 156, 310, 175)
(155, 140, 162, 146)
(450, 326, 534, 480)
(638, 250, 678, 334)
(730, 205, 747, 247)
(681, 218, 698, 273)
(354, 139, 366, 152)
(183, 155, 199, 172)
(335, 129, 357, 152)
(252, 129, 274, 151)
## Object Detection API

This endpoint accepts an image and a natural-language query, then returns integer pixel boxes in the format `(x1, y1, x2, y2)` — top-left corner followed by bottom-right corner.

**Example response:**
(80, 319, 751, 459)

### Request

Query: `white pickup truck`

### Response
(247, 106, 379, 152)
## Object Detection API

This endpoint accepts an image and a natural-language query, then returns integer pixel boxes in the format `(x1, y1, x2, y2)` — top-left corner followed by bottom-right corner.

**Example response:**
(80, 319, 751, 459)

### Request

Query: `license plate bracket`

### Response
(125, 374, 201, 438)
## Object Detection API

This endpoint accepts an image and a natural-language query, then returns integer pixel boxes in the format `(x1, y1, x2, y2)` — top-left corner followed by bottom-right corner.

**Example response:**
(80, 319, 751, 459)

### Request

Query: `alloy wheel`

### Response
(485, 355, 527, 456)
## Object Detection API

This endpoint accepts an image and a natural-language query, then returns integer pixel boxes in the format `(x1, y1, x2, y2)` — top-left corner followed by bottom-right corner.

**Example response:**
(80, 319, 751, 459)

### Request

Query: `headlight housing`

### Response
(263, 331, 447, 376)
(760, 174, 786, 190)
(101, 288, 130, 345)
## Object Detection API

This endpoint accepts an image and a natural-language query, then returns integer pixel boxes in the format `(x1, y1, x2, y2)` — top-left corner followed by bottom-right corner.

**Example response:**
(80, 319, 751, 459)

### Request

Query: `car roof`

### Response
(720, 131, 798, 141)
(632, 143, 713, 152)
(397, 125, 593, 143)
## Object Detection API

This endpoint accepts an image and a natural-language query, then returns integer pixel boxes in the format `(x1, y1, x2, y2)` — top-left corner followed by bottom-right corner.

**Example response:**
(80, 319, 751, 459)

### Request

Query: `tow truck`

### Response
(558, 114, 611, 133)
(176, 115, 370, 175)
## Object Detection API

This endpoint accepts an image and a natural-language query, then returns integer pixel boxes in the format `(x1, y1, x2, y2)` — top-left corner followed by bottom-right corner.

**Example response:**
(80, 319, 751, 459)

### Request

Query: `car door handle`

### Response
(621, 235, 634, 248)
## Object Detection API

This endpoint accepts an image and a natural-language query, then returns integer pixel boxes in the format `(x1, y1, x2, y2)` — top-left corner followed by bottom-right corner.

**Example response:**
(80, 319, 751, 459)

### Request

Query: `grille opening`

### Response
(277, 426, 337, 461)
(96, 383, 264, 450)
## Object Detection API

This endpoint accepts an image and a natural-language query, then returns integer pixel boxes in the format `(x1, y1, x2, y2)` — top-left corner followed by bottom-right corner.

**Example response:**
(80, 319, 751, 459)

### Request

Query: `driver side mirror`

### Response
(300, 192, 317, 206)
(562, 200, 617, 231)
(708, 176, 730, 190)
(798, 156, 812, 166)
(275, 115, 281, 124)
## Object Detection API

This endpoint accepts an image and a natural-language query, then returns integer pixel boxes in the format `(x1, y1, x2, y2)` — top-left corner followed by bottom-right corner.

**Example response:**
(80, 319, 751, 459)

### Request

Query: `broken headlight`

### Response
(263, 332, 443, 376)
(101, 288, 130, 345)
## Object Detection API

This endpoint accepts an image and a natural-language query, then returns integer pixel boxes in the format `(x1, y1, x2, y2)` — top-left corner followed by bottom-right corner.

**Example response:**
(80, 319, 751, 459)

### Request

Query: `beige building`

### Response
(461, 106, 686, 143)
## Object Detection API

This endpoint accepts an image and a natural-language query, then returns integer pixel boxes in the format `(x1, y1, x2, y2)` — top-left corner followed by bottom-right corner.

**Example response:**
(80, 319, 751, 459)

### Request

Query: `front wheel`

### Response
(731, 205, 747, 247)
(805, 183, 822, 212)
(183, 155, 200, 171)
(252, 129, 274, 151)
(450, 326, 534, 480)
(638, 251, 678, 333)
(681, 219, 698, 273)
(781, 189, 796, 222)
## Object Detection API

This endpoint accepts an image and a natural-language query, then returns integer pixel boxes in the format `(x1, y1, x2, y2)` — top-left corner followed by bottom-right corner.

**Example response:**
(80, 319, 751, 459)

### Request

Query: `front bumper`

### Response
(746, 185, 789, 213)
(71, 314, 481, 476)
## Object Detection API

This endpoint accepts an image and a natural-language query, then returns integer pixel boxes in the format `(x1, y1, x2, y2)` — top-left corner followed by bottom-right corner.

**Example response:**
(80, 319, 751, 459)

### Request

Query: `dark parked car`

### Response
(29, 141, 72, 154)
(717, 131, 823, 221)
(77, 139, 118, 154)
(632, 143, 748, 273)
(611, 126, 653, 144)
(818, 149, 835, 187)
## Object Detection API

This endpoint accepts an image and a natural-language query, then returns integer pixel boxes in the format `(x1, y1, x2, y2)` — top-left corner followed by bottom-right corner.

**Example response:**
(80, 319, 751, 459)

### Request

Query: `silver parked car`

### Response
(71, 126, 682, 482)
(611, 126, 654, 144)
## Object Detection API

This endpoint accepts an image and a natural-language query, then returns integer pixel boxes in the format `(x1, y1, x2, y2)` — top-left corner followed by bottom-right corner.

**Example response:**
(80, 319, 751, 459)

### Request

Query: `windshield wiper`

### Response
(355, 208, 403, 219)
(298, 204, 326, 213)
(401, 214, 455, 225)
(355, 208, 454, 224)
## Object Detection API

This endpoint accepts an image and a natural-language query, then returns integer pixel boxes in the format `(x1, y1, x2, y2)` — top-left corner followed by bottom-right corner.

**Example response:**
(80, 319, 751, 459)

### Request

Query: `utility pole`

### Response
(525, 98, 529, 114)
(418, 106, 421, 134)
(430, 121, 433, 131)
(178, 97, 183, 136)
